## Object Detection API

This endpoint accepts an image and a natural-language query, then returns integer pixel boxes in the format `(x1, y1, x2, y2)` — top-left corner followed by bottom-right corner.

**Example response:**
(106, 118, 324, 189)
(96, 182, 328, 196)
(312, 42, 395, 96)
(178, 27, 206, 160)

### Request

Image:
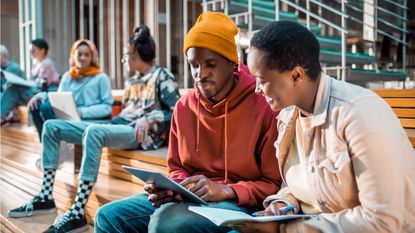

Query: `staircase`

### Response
(202, 0, 409, 86)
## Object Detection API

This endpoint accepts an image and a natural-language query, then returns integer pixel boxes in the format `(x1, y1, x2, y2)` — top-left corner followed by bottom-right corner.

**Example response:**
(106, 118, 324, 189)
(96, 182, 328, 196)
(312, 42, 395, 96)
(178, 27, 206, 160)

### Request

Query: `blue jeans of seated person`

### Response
(31, 99, 56, 140)
(42, 119, 141, 182)
(94, 193, 248, 233)
(0, 85, 35, 120)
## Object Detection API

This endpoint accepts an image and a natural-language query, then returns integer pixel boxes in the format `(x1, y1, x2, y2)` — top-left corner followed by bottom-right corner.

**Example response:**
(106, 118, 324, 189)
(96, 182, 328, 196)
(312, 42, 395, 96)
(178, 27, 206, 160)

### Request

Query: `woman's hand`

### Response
(180, 175, 236, 202)
(231, 222, 279, 233)
(230, 202, 294, 233)
(134, 116, 149, 143)
(28, 94, 45, 110)
(144, 182, 183, 208)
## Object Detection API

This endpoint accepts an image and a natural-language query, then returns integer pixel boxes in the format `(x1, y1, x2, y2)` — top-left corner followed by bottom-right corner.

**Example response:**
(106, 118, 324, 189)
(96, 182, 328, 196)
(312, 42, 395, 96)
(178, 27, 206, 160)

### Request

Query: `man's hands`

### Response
(144, 182, 182, 208)
(134, 116, 149, 143)
(180, 175, 236, 202)
(145, 175, 237, 207)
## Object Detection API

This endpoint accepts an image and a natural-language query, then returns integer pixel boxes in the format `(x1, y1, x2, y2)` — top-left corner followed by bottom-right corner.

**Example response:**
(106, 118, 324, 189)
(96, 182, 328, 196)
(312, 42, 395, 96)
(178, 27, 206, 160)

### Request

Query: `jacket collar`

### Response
(277, 73, 331, 128)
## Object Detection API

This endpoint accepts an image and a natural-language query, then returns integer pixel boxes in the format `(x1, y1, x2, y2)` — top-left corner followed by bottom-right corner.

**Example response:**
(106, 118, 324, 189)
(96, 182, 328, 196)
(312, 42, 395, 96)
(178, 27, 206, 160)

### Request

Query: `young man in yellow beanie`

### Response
(95, 12, 281, 233)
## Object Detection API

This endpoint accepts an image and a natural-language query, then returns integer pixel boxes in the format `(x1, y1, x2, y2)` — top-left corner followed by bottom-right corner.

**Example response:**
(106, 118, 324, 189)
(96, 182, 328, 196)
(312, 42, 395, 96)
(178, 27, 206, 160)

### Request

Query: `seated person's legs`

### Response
(95, 193, 156, 233)
(39, 123, 140, 232)
(8, 120, 89, 217)
(1, 85, 32, 122)
(149, 201, 249, 233)
(77, 124, 139, 182)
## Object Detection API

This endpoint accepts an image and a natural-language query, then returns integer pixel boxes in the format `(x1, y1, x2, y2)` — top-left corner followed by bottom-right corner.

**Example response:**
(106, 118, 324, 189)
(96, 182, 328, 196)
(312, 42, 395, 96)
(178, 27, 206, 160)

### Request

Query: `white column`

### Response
(18, 0, 25, 78)
(135, 0, 141, 27)
(166, 0, 171, 70)
(56, 0, 61, 72)
(123, 0, 129, 79)
(64, 0, 69, 71)
(110, 0, 116, 85)
(80, 0, 84, 38)
(99, 0, 104, 69)
(89, 0, 94, 41)
(341, 0, 347, 81)
(25, 0, 31, 79)
(72, 0, 76, 43)
(183, 0, 189, 88)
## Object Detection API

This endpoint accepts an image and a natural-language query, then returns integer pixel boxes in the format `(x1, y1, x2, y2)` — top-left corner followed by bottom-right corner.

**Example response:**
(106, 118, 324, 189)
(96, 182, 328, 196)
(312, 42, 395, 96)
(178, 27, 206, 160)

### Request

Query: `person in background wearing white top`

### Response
(235, 21, 415, 233)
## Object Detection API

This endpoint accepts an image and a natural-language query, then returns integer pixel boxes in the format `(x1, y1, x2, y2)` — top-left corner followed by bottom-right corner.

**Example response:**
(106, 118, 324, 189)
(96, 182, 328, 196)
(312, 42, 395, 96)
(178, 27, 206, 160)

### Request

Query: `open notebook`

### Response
(189, 206, 315, 227)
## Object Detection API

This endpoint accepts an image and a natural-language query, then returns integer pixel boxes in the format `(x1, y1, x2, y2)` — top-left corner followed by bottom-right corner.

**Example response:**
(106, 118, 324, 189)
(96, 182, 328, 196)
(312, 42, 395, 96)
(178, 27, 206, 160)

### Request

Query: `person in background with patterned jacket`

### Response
(8, 25, 180, 233)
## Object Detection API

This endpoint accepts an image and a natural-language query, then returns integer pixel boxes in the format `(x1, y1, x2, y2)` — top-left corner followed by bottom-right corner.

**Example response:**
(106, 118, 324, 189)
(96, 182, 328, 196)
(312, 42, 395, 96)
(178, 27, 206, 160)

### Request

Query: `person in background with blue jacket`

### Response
(0, 44, 24, 125)
(28, 38, 113, 140)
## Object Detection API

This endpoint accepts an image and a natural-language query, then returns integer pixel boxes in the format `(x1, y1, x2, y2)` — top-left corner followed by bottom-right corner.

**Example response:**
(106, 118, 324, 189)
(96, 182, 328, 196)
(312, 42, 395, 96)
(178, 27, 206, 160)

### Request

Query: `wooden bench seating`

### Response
(373, 89, 415, 148)
(2, 88, 413, 232)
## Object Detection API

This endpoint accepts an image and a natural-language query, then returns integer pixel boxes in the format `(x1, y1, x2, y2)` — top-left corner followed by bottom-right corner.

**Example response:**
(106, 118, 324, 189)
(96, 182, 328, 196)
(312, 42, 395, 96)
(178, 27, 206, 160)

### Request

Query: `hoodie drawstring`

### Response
(224, 101, 229, 183)
(196, 96, 201, 153)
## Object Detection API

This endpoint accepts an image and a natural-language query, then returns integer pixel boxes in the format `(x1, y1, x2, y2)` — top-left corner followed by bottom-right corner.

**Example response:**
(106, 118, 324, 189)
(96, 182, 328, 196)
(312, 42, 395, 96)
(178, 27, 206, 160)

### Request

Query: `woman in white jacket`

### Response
(237, 21, 415, 233)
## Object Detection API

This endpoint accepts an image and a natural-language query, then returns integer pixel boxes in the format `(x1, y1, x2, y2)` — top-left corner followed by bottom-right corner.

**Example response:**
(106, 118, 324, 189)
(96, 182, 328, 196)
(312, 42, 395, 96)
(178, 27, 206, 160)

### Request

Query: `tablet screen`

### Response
(123, 165, 209, 205)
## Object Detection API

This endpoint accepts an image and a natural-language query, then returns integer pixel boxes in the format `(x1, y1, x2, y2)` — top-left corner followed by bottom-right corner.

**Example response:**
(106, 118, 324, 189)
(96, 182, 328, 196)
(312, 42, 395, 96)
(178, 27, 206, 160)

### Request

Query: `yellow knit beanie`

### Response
(184, 11, 239, 64)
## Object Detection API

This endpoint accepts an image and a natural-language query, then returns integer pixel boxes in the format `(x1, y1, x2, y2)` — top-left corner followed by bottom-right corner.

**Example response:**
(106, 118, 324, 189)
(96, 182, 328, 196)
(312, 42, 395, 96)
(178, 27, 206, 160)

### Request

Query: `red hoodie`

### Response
(168, 64, 281, 209)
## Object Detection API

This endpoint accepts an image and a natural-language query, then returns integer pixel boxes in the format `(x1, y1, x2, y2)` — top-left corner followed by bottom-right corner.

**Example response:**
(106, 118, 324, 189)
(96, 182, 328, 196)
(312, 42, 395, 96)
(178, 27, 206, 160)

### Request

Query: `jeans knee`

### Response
(43, 120, 60, 133)
(83, 125, 105, 142)
(95, 203, 117, 232)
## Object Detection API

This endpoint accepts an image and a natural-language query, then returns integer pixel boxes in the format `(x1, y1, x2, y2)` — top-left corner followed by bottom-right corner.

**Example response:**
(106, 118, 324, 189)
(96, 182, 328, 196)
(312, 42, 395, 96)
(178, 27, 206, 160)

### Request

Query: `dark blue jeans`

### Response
(94, 193, 249, 233)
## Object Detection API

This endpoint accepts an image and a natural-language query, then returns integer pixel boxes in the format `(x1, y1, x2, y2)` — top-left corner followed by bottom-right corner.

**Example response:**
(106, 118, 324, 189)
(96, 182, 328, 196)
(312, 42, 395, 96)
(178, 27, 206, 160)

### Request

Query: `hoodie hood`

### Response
(194, 64, 256, 116)
(191, 64, 256, 182)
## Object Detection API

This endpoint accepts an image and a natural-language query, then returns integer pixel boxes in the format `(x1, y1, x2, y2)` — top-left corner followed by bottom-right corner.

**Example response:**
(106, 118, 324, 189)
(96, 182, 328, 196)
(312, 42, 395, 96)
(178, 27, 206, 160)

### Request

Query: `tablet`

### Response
(1, 70, 36, 87)
(122, 165, 209, 205)
(48, 92, 81, 121)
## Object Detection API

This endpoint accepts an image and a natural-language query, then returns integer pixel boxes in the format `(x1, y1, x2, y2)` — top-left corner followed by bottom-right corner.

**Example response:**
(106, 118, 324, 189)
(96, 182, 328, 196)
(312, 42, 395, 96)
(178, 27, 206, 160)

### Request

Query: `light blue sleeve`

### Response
(57, 72, 70, 92)
(78, 73, 113, 119)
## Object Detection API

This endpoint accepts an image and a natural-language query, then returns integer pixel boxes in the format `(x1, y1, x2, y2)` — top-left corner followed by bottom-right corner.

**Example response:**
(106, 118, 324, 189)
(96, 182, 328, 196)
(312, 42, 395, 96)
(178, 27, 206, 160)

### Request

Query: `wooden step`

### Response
(0, 123, 169, 227)
(0, 153, 144, 224)
(1, 127, 145, 227)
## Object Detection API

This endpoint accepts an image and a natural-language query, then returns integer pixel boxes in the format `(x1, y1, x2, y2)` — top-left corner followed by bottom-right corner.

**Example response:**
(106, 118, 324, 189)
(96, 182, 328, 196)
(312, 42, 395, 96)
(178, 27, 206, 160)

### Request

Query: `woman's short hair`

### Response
(250, 21, 322, 81)
(31, 38, 49, 55)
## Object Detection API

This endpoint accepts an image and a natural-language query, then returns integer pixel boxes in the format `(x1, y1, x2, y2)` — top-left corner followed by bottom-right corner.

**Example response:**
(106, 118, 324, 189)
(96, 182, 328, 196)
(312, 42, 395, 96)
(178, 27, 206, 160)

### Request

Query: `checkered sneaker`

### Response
(43, 211, 88, 233)
(8, 195, 56, 218)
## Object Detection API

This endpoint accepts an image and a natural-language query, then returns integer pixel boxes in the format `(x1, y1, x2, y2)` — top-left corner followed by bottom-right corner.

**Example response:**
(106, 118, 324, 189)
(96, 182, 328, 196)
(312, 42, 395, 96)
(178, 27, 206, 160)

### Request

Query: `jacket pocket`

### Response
(316, 150, 357, 210)
(318, 150, 351, 173)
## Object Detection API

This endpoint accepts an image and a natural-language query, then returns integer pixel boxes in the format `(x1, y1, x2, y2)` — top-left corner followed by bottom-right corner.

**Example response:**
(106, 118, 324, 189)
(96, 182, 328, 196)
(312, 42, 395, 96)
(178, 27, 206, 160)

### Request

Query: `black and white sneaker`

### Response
(8, 196, 56, 218)
(43, 212, 88, 233)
